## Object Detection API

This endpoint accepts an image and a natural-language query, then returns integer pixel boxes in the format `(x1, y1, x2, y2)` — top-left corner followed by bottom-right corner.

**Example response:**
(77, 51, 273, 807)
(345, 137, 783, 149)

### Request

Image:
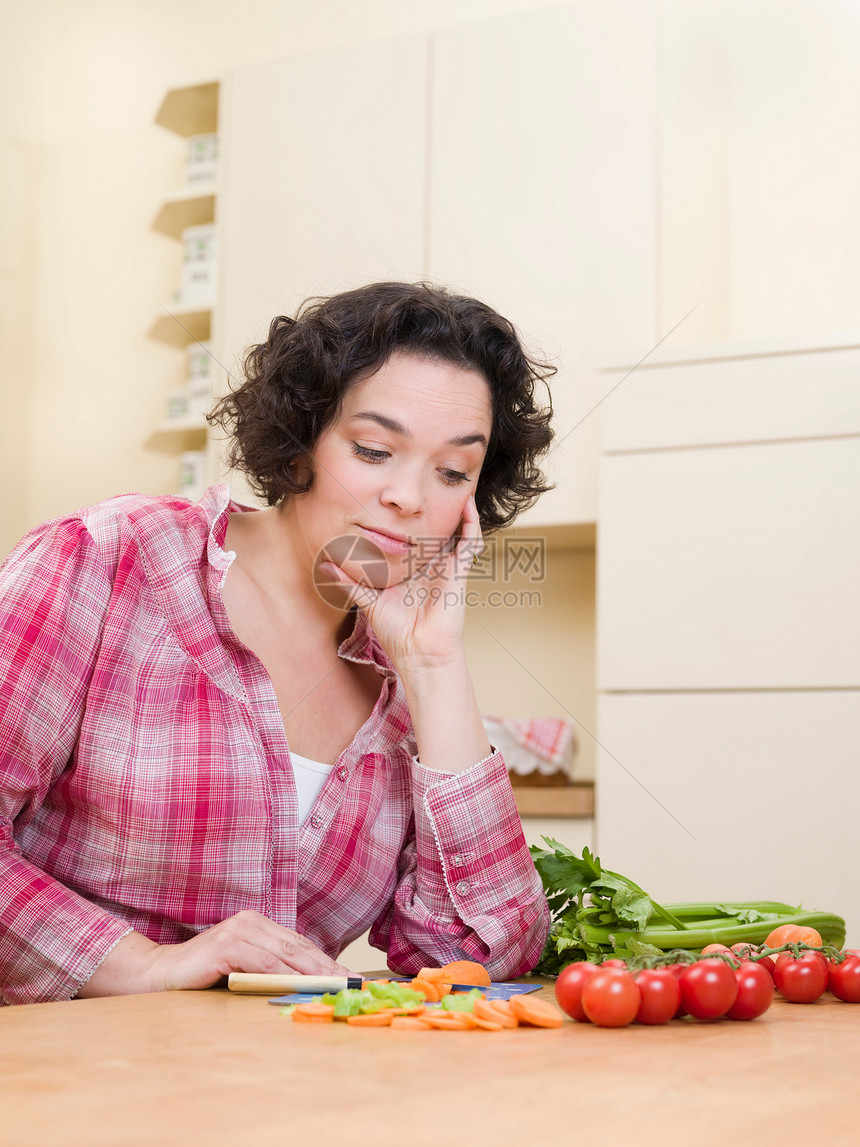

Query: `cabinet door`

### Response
(597, 691, 860, 944)
(218, 36, 427, 369)
(428, 2, 658, 526)
(598, 437, 860, 690)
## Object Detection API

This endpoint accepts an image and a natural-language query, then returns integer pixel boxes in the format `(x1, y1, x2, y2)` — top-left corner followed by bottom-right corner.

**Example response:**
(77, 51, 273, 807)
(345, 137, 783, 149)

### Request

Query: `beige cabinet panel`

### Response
(218, 37, 427, 371)
(598, 437, 860, 690)
(596, 691, 860, 945)
(428, 2, 658, 527)
(601, 342, 860, 453)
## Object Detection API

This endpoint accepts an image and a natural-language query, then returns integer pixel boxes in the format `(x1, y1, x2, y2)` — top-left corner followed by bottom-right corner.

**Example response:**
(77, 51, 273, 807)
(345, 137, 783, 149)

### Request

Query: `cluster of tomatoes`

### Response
(553, 924, 860, 1029)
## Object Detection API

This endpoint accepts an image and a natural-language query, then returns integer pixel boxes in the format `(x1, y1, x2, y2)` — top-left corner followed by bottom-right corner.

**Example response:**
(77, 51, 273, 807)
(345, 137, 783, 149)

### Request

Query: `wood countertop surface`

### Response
(1, 976, 857, 1146)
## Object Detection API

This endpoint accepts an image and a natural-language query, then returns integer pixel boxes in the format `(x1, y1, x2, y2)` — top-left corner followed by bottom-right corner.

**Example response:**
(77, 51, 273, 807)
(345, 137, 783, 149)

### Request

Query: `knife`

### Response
(228, 972, 364, 994)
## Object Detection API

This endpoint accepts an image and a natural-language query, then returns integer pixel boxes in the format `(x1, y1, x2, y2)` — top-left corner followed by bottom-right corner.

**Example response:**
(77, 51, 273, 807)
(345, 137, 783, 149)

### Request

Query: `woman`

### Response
(0, 282, 556, 1006)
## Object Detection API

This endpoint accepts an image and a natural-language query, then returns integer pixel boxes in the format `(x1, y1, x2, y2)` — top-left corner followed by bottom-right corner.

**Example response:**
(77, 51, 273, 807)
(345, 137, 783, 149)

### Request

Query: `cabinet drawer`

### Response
(598, 437, 860, 690)
(600, 343, 860, 453)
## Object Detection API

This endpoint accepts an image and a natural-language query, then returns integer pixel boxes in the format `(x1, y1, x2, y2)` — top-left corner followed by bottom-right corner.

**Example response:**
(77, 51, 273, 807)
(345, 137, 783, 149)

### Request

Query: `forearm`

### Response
(75, 931, 159, 998)
(396, 654, 492, 774)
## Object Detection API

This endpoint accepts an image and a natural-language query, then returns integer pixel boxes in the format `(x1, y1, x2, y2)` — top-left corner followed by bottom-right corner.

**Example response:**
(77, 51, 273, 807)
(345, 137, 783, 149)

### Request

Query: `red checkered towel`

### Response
(481, 715, 576, 776)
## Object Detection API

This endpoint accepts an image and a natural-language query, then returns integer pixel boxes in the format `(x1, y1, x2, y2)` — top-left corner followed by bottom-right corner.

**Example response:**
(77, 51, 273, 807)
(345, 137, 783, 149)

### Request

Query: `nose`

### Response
(379, 467, 425, 518)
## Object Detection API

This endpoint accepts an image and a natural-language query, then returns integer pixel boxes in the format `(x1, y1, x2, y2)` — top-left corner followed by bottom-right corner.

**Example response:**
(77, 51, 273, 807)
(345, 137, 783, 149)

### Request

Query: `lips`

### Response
(356, 525, 415, 553)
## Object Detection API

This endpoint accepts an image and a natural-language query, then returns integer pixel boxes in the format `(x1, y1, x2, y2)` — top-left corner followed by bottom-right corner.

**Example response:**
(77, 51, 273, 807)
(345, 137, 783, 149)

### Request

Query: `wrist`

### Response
(394, 648, 467, 678)
(76, 931, 160, 998)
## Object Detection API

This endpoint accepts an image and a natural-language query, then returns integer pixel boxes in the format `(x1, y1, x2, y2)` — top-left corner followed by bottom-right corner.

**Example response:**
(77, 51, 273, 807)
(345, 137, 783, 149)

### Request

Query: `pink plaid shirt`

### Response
(0, 486, 548, 1005)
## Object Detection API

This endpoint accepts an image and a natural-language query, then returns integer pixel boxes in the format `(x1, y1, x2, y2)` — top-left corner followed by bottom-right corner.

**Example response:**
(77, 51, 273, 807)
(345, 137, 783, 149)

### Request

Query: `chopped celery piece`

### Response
(441, 989, 483, 1012)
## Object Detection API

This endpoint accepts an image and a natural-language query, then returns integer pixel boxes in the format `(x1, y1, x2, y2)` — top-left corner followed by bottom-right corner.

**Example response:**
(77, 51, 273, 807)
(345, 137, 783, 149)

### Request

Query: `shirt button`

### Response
(309, 814, 323, 829)
(451, 854, 463, 866)
(455, 880, 471, 895)
(337, 766, 348, 781)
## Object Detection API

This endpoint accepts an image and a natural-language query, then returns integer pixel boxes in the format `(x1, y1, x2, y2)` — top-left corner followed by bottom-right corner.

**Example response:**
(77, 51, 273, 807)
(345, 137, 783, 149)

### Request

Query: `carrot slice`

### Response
(417, 967, 448, 983)
(508, 994, 564, 1028)
(390, 1016, 433, 1031)
(471, 1016, 504, 1031)
(421, 1014, 471, 1030)
(294, 1003, 336, 1019)
(475, 998, 517, 1029)
(292, 1012, 334, 1024)
(438, 960, 492, 987)
(436, 982, 453, 997)
(410, 977, 440, 1002)
(374, 1006, 426, 1017)
(346, 1013, 393, 1026)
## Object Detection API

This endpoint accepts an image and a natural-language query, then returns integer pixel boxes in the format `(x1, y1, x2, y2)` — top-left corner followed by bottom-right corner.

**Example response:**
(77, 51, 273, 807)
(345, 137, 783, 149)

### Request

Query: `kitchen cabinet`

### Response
(427, 2, 658, 528)
(596, 340, 860, 943)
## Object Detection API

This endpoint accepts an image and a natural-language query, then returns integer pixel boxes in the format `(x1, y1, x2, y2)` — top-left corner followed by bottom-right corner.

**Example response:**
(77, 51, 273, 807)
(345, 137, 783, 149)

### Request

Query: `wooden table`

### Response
(2, 978, 857, 1146)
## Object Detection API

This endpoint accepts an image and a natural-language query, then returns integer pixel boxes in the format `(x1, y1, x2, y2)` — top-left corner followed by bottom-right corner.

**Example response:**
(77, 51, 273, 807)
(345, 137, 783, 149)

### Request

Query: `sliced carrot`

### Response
(365, 978, 391, 986)
(417, 967, 448, 983)
(451, 1011, 480, 1028)
(294, 1003, 335, 1019)
(436, 982, 453, 997)
(421, 1013, 471, 1030)
(438, 960, 492, 987)
(471, 1015, 504, 1031)
(374, 1006, 426, 1017)
(410, 977, 440, 1002)
(346, 1013, 393, 1027)
(508, 994, 564, 1029)
(390, 1016, 433, 1031)
(293, 1012, 334, 1024)
(475, 998, 517, 1029)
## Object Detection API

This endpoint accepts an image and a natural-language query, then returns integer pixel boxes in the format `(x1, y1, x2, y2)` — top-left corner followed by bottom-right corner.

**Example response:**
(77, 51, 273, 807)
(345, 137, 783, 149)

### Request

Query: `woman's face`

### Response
(292, 350, 493, 589)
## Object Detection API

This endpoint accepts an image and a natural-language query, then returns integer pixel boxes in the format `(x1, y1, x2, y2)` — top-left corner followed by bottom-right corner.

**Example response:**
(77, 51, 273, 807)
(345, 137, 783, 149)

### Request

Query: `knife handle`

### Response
(227, 972, 363, 994)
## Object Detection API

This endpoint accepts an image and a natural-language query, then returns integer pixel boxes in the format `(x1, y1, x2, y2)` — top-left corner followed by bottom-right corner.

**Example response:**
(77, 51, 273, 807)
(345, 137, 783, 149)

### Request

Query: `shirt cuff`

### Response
(410, 746, 539, 916)
(410, 743, 499, 779)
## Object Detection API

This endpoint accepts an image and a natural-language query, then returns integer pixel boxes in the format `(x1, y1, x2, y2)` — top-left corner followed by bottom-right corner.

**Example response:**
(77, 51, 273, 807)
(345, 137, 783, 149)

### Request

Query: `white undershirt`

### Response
(290, 751, 334, 825)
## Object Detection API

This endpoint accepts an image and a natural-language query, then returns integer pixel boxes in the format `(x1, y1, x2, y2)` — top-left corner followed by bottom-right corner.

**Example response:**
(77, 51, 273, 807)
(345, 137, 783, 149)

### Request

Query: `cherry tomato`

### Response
(600, 959, 629, 970)
(726, 962, 774, 1020)
(554, 961, 599, 1021)
(678, 959, 738, 1020)
(662, 963, 686, 977)
(634, 969, 681, 1025)
(828, 956, 860, 1003)
(730, 943, 758, 958)
(765, 924, 823, 949)
(754, 954, 776, 977)
(773, 952, 828, 1003)
(581, 970, 641, 1028)
(659, 963, 688, 1013)
(700, 943, 733, 956)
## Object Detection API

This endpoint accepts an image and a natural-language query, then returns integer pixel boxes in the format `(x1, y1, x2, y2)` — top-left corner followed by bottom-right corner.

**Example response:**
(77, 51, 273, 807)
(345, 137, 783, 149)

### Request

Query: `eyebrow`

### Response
(351, 411, 488, 449)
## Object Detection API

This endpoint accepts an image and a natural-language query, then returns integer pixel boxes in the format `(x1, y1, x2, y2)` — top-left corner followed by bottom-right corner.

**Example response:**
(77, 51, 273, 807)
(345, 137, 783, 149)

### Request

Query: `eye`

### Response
(440, 469, 469, 486)
(351, 442, 389, 463)
(351, 442, 470, 487)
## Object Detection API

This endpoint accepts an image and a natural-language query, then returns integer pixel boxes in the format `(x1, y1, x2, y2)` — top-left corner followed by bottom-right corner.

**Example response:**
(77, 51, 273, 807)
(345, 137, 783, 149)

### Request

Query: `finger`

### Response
(320, 561, 378, 612)
(238, 916, 356, 977)
(453, 495, 484, 575)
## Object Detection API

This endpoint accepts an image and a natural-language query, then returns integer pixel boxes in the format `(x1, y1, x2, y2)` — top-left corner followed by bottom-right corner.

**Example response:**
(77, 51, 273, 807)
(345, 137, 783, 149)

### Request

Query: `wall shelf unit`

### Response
(151, 186, 217, 239)
(149, 79, 220, 503)
(512, 782, 594, 819)
(148, 303, 212, 348)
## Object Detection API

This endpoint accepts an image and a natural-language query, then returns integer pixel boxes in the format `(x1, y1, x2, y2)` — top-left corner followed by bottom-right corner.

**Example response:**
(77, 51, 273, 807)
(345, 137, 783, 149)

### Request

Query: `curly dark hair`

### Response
(207, 281, 557, 534)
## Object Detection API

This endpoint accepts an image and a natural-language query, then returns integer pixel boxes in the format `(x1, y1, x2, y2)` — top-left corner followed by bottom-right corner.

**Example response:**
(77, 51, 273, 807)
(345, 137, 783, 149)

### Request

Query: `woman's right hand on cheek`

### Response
(77, 910, 355, 998)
